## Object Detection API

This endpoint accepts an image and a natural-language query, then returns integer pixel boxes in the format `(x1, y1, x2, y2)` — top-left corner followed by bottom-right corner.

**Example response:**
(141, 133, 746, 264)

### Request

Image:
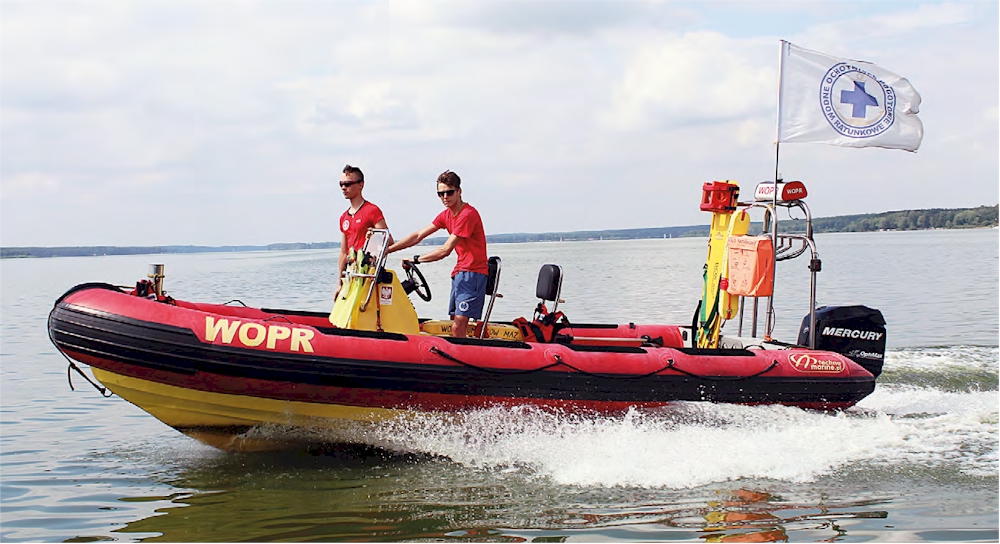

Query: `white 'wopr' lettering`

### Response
(206, 317, 240, 343)
(204, 316, 315, 352)
(266, 325, 291, 349)
(290, 328, 314, 353)
(239, 323, 266, 347)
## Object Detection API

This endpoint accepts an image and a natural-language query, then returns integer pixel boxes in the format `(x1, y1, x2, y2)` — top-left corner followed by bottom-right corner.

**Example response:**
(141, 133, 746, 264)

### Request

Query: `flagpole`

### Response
(766, 40, 787, 340)
(775, 42, 786, 181)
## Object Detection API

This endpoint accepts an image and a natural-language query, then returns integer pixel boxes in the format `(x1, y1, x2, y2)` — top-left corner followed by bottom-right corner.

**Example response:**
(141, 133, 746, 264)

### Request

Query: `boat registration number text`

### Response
(204, 317, 315, 352)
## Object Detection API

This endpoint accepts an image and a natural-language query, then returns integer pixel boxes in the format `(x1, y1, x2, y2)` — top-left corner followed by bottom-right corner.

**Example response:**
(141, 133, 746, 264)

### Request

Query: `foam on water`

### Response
(856, 386, 998, 477)
(370, 346, 999, 489)
(880, 346, 999, 392)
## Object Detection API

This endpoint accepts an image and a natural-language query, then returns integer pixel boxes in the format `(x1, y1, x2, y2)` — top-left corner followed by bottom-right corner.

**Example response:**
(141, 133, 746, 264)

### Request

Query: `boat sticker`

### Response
(204, 316, 314, 352)
(380, 285, 393, 305)
(788, 353, 844, 373)
(821, 326, 883, 341)
(847, 349, 884, 360)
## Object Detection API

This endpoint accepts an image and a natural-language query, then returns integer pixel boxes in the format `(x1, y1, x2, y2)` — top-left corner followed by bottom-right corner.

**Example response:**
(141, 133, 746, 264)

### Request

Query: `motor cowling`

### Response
(798, 305, 887, 378)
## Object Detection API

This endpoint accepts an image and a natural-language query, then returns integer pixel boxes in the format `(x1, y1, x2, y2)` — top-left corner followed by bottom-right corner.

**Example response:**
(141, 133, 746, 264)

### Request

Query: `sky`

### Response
(1, 0, 997, 247)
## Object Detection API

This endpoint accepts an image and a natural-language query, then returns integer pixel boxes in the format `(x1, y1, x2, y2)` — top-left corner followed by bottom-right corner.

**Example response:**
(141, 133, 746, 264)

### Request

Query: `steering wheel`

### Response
(405, 263, 432, 302)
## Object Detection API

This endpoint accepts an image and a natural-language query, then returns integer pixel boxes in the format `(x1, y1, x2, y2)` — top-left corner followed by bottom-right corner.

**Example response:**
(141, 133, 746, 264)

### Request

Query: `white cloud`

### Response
(604, 31, 775, 130)
(786, 2, 975, 56)
(0, 172, 62, 197)
(0, 1, 996, 246)
(382, 0, 665, 36)
(868, 2, 974, 35)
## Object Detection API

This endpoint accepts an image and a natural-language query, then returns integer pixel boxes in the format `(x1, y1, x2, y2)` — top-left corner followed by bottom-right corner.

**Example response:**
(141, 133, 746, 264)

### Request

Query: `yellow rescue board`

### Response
(420, 320, 524, 341)
(699, 181, 749, 348)
(329, 276, 365, 327)
(701, 209, 749, 320)
(329, 248, 366, 327)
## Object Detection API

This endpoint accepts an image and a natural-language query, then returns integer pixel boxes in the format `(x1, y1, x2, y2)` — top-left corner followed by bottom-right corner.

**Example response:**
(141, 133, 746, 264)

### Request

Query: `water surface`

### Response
(1, 228, 997, 542)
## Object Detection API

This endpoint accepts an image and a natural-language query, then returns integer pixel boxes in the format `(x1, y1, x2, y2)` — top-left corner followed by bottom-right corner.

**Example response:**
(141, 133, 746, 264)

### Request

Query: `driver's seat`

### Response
(478, 256, 502, 338)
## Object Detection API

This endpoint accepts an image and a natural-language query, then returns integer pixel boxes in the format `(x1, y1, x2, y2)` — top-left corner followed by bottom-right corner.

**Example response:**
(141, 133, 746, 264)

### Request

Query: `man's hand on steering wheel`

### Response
(403, 260, 432, 302)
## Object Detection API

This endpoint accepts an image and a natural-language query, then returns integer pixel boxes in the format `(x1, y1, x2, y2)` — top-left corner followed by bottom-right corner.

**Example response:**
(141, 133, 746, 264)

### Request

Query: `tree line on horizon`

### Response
(774, 205, 999, 234)
(2, 205, 996, 259)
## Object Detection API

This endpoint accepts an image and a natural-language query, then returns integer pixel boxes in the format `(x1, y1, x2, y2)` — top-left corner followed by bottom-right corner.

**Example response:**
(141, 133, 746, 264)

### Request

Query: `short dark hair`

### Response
(437, 170, 460, 189)
(343, 164, 364, 182)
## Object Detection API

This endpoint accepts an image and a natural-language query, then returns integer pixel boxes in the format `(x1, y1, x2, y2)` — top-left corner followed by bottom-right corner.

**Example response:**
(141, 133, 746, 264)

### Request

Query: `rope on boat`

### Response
(665, 359, 780, 381)
(64, 360, 113, 397)
(47, 310, 113, 397)
(52, 344, 113, 397)
(223, 299, 248, 306)
(263, 315, 293, 324)
(429, 346, 779, 382)
(429, 346, 566, 375)
(432, 347, 693, 380)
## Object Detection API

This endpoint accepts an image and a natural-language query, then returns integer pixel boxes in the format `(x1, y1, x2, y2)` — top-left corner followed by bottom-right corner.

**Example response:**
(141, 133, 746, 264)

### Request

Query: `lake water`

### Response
(1, 228, 997, 542)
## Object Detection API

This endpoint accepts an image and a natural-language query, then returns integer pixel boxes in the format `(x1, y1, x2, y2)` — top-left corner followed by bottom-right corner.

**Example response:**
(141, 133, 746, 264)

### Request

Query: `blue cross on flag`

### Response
(777, 41, 923, 152)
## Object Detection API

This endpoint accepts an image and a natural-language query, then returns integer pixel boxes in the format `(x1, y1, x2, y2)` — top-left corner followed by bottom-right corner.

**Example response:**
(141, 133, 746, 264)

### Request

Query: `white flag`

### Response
(777, 41, 923, 151)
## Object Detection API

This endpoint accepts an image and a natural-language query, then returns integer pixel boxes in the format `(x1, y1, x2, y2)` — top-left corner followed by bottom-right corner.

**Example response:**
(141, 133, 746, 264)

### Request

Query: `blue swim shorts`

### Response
(448, 271, 488, 319)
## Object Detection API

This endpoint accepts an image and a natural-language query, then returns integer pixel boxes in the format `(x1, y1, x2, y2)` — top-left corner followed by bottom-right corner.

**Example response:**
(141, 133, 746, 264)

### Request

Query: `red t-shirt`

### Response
(339, 201, 385, 252)
(433, 203, 488, 277)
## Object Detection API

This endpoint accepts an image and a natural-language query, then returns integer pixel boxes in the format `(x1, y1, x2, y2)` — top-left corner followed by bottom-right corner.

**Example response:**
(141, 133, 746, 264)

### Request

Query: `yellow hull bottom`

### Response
(92, 368, 420, 452)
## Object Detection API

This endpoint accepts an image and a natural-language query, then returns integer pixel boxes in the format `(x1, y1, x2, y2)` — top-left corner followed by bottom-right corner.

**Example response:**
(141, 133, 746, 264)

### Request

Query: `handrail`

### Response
(479, 257, 502, 339)
(358, 229, 391, 312)
(732, 198, 820, 347)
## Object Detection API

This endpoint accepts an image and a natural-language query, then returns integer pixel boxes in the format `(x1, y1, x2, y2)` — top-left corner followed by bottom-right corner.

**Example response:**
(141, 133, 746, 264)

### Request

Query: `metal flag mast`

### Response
(766, 40, 785, 340)
(758, 39, 820, 348)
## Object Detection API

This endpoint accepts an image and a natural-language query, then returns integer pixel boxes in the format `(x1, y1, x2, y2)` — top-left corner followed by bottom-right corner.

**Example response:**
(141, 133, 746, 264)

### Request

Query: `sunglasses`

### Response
(339, 180, 361, 188)
(437, 189, 456, 197)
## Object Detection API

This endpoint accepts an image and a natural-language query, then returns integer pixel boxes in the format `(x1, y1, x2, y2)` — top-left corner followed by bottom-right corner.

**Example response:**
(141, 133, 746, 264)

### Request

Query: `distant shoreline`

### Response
(3, 205, 996, 259)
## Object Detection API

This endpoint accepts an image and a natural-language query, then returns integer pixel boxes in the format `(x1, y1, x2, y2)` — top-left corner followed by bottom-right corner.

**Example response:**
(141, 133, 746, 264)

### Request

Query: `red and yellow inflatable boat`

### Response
(48, 181, 887, 451)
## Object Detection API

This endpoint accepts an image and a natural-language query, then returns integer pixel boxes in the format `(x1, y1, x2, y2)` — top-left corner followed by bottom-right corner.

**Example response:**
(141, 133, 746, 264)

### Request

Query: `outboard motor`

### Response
(798, 305, 887, 378)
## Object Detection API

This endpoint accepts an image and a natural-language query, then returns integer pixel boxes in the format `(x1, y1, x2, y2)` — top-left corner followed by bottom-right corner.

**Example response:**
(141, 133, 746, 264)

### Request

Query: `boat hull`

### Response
(49, 285, 877, 451)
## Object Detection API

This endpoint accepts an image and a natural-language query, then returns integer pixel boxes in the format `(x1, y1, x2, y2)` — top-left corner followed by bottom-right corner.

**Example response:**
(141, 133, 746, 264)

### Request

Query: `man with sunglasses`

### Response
(388, 170, 488, 338)
(335, 164, 392, 299)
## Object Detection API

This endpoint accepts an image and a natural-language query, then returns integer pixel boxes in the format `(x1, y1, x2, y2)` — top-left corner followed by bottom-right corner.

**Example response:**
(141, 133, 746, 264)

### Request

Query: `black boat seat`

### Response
(535, 264, 564, 312)
(477, 256, 503, 339)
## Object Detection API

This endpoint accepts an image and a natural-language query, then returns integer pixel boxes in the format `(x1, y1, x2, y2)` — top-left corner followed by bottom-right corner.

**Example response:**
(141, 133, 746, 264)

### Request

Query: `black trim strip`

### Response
(262, 307, 331, 318)
(565, 323, 622, 330)
(314, 326, 409, 341)
(675, 347, 757, 357)
(441, 337, 531, 349)
(564, 344, 648, 354)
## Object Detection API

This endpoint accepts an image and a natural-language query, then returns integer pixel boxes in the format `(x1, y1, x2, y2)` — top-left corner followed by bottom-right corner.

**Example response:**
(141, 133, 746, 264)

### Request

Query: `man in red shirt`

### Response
(335, 164, 392, 299)
(388, 170, 488, 337)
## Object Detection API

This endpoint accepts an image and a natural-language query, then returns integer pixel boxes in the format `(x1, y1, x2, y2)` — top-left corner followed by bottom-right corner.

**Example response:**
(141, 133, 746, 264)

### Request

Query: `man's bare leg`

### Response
(452, 315, 470, 337)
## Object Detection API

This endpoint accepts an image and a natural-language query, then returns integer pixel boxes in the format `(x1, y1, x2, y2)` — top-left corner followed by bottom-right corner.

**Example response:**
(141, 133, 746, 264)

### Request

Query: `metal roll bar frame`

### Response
(346, 229, 391, 313)
(733, 199, 821, 349)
